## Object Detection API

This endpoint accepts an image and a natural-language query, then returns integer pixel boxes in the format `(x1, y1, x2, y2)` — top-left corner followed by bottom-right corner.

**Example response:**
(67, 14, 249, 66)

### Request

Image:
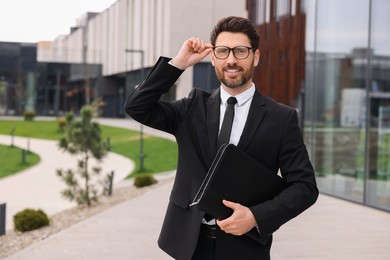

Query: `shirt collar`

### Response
(220, 84, 256, 106)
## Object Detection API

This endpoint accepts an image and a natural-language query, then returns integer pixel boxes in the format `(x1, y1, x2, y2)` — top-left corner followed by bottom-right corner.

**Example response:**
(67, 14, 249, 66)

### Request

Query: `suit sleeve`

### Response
(124, 57, 190, 134)
(250, 109, 318, 241)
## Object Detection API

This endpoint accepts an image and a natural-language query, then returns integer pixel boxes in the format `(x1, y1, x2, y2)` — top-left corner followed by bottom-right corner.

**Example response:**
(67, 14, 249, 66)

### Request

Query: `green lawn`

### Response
(0, 119, 178, 177)
(0, 144, 40, 179)
(0, 120, 64, 140)
(112, 136, 178, 176)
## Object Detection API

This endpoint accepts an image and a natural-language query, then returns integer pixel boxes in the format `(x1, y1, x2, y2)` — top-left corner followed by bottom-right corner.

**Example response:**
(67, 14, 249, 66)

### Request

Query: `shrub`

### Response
(134, 174, 157, 188)
(13, 208, 50, 232)
(23, 111, 36, 121)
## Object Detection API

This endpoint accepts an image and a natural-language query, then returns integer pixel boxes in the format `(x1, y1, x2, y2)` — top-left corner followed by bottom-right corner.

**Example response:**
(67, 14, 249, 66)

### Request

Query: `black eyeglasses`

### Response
(213, 46, 252, 60)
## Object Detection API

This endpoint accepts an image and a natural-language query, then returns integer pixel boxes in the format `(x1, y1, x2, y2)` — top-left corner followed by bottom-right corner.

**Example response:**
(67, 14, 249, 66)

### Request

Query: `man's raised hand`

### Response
(171, 37, 213, 70)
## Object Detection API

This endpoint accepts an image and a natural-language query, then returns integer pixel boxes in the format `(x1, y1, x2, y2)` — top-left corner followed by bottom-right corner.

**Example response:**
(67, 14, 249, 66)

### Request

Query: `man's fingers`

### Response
(190, 38, 212, 53)
(217, 200, 256, 236)
(223, 199, 238, 209)
(217, 200, 238, 228)
(191, 38, 203, 52)
(199, 47, 213, 59)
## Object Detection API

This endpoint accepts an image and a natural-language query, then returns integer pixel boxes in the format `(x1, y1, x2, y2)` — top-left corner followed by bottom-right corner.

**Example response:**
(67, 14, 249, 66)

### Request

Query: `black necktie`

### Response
(218, 96, 237, 148)
(203, 97, 237, 222)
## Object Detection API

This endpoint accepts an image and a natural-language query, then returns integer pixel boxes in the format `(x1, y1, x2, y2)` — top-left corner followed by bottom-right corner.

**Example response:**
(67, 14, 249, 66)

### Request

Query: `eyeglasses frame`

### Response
(212, 46, 253, 60)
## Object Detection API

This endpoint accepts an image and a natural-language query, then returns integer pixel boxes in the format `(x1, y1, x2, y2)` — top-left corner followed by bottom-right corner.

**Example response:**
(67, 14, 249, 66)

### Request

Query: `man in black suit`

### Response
(125, 16, 318, 260)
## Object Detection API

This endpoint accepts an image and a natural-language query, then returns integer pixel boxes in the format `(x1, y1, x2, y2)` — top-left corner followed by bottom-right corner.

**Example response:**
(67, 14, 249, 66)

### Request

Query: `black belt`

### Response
(200, 224, 216, 239)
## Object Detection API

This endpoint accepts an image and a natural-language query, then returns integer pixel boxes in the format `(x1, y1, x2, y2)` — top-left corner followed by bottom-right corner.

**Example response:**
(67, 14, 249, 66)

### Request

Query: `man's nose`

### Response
(226, 50, 237, 64)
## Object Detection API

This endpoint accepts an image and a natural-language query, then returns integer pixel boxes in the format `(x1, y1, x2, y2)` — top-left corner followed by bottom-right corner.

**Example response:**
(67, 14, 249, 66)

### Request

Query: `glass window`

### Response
(275, 0, 290, 19)
(291, 0, 296, 16)
(256, 0, 267, 24)
(305, 0, 370, 203)
(366, 0, 390, 211)
(303, 0, 317, 159)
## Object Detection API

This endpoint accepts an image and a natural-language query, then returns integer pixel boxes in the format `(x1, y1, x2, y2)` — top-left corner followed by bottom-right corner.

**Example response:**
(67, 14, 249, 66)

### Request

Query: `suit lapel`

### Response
(207, 89, 220, 161)
(237, 90, 267, 151)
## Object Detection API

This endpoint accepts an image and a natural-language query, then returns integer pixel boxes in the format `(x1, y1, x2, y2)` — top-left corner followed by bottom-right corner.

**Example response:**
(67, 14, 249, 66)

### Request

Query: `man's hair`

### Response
(210, 16, 260, 50)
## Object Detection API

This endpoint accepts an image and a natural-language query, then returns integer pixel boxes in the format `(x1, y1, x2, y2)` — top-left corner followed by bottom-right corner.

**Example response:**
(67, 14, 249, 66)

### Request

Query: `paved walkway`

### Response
(1, 117, 390, 259)
(0, 135, 134, 231)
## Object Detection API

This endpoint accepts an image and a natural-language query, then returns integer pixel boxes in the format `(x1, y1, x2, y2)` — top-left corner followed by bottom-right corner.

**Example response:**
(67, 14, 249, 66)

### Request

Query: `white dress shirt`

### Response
(219, 85, 256, 145)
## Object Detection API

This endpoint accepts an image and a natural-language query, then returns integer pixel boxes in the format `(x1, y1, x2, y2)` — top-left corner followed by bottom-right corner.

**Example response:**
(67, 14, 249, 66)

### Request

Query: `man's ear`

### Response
(210, 52, 215, 67)
(254, 49, 260, 67)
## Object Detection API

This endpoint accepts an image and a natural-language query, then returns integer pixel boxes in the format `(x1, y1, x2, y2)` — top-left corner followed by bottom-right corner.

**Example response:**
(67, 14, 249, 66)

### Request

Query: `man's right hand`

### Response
(170, 37, 213, 70)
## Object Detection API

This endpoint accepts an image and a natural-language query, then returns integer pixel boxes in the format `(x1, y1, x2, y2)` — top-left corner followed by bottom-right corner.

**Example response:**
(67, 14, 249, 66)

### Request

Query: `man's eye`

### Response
(217, 48, 228, 54)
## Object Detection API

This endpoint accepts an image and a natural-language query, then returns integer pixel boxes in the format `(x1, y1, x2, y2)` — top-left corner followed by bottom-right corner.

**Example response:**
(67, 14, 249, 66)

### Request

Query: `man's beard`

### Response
(216, 64, 253, 89)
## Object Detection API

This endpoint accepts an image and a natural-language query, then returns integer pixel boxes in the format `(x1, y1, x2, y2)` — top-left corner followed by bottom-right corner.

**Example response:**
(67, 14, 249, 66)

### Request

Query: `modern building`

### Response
(37, 0, 247, 117)
(0, 42, 37, 116)
(247, 0, 390, 211)
(0, 41, 102, 117)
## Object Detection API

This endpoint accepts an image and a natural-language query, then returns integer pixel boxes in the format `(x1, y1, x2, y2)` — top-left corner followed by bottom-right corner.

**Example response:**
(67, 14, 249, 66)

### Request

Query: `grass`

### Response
(0, 144, 40, 179)
(111, 136, 178, 176)
(0, 119, 178, 177)
(0, 120, 64, 140)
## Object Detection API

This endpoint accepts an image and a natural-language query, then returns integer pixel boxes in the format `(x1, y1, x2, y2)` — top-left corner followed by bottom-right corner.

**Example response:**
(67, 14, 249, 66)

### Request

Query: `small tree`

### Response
(57, 106, 108, 206)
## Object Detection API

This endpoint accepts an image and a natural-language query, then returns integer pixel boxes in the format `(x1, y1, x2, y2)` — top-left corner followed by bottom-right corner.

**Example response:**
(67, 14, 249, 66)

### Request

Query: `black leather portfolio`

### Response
(190, 143, 285, 243)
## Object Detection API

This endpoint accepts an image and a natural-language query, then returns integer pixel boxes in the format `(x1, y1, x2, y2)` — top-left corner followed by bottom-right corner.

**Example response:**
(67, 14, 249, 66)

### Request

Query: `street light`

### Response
(125, 49, 145, 172)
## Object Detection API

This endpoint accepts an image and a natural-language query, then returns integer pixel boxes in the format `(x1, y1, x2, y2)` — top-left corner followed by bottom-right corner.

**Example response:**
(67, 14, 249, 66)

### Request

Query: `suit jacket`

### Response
(125, 57, 318, 260)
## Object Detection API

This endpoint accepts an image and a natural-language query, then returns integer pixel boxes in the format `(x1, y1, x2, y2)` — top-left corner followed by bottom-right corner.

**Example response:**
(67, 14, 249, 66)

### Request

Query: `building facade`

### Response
(247, 0, 390, 211)
(38, 0, 246, 117)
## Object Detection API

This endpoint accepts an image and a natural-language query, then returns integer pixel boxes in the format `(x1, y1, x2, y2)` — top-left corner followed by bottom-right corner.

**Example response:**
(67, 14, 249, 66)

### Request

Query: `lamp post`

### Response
(54, 70, 61, 117)
(0, 203, 5, 236)
(125, 49, 145, 172)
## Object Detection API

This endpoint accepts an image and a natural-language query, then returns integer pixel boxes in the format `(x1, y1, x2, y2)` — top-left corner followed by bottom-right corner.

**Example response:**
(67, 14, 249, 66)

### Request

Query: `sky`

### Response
(0, 0, 118, 43)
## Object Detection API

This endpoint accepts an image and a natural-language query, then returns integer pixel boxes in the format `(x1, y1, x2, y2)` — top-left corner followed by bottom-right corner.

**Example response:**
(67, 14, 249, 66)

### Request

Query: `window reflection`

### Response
(310, 0, 369, 203)
(303, 0, 390, 210)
